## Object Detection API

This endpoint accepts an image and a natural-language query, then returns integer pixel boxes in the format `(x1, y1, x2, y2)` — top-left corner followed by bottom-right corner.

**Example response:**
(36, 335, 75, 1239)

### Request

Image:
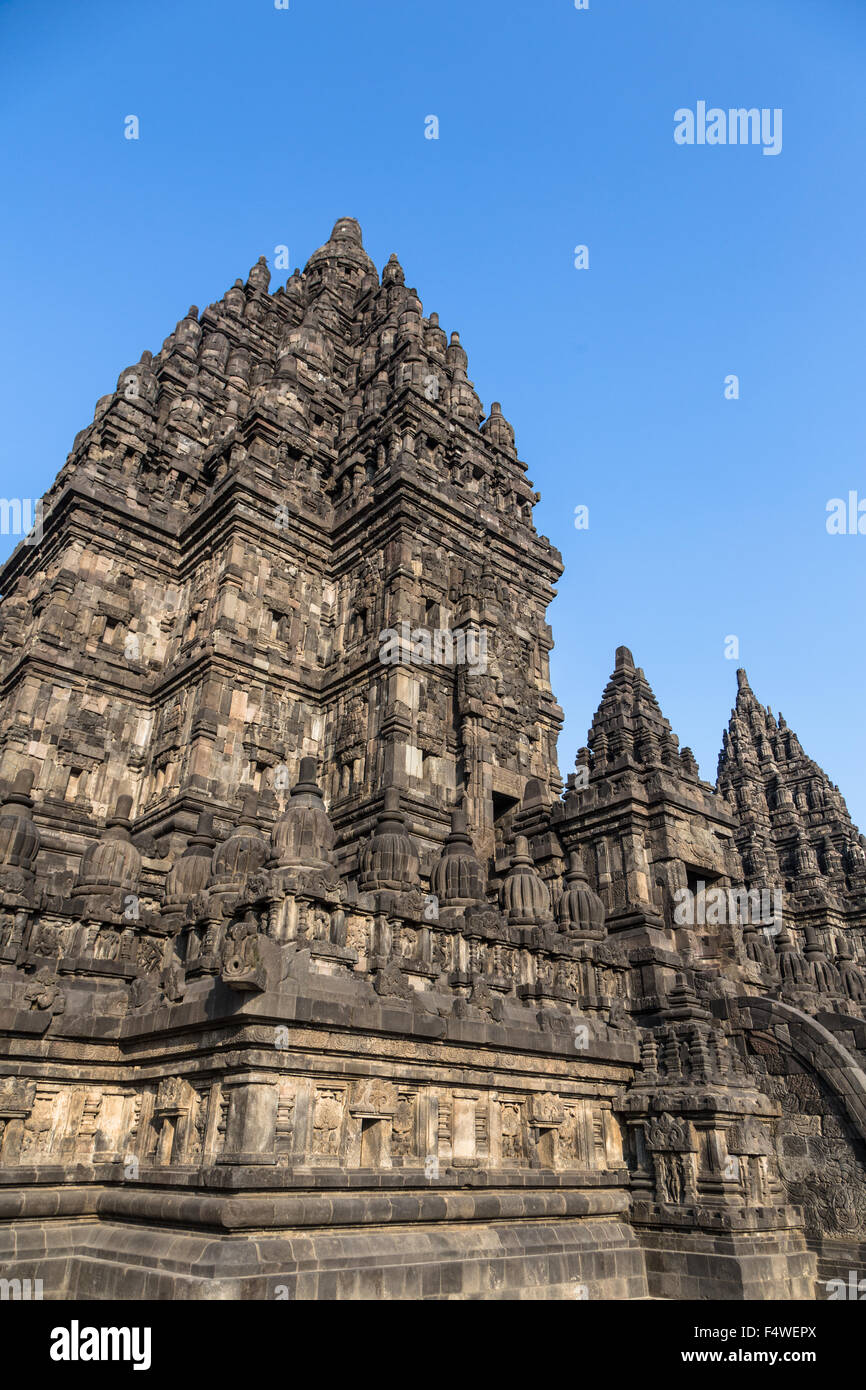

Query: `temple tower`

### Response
(0, 218, 563, 884)
(717, 668, 866, 934)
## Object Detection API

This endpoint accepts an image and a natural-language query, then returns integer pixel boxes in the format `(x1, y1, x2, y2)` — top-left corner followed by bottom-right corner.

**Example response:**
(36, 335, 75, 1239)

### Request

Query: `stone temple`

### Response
(0, 217, 864, 1301)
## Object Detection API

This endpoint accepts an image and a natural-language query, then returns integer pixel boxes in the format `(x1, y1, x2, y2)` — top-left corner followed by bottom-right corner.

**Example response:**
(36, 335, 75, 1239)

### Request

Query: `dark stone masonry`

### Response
(0, 217, 864, 1300)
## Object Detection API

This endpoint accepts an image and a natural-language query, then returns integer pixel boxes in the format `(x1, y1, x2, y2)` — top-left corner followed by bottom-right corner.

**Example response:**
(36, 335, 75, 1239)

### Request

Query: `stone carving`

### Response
(499, 1102, 524, 1162)
(312, 1089, 344, 1156)
(351, 1078, 397, 1114)
(0, 217, 860, 1301)
(530, 1092, 564, 1125)
(24, 970, 65, 1015)
(220, 911, 278, 992)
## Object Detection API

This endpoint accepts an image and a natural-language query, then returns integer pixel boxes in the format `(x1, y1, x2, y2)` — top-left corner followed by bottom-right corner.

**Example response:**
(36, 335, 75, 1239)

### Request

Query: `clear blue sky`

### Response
(1, 0, 864, 823)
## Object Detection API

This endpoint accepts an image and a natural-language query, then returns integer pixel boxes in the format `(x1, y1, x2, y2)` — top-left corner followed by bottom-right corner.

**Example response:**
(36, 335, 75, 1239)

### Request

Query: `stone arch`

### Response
(730, 995, 866, 1284)
(733, 997, 866, 1140)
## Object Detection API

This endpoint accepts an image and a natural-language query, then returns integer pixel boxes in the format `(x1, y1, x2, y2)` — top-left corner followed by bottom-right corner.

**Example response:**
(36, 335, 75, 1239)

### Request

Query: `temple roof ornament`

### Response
(74, 795, 141, 897)
(500, 835, 551, 926)
(270, 758, 336, 870)
(430, 808, 486, 906)
(359, 788, 420, 892)
(210, 790, 268, 891)
(555, 850, 606, 939)
(0, 769, 39, 875)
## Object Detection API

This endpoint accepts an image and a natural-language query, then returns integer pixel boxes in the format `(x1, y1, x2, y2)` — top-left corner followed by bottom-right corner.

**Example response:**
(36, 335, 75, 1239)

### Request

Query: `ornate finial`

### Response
(499, 835, 551, 926)
(382, 253, 405, 286)
(108, 795, 133, 827)
(556, 849, 606, 938)
(247, 257, 271, 292)
(293, 757, 321, 795)
(270, 758, 335, 870)
(3, 769, 35, 807)
(163, 810, 215, 911)
(446, 331, 468, 373)
(481, 400, 516, 451)
(680, 747, 700, 778)
(430, 807, 485, 905)
(565, 849, 587, 880)
(359, 786, 419, 891)
(192, 810, 214, 841)
(330, 217, 363, 244)
(615, 646, 635, 672)
(74, 790, 140, 896)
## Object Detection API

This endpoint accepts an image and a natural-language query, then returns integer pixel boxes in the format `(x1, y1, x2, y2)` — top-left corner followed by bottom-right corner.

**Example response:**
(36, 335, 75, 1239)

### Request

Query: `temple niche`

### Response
(0, 219, 863, 1301)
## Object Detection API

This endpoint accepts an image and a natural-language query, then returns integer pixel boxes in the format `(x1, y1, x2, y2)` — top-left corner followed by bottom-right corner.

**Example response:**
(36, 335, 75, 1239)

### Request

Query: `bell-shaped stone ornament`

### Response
(163, 810, 216, 912)
(359, 788, 419, 891)
(75, 794, 141, 898)
(210, 790, 268, 891)
(555, 850, 606, 940)
(430, 808, 486, 906)
(499, 835, 550, 926)
(270, 758, 336, 870)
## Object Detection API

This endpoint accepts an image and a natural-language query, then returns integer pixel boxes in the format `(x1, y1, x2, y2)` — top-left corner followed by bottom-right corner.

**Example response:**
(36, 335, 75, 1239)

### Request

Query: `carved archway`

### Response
(729, 996, 866, 1284)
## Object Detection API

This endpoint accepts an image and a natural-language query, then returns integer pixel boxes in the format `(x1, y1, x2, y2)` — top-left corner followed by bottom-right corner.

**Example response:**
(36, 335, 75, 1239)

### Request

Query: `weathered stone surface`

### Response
(0, 219, 863, 1299)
